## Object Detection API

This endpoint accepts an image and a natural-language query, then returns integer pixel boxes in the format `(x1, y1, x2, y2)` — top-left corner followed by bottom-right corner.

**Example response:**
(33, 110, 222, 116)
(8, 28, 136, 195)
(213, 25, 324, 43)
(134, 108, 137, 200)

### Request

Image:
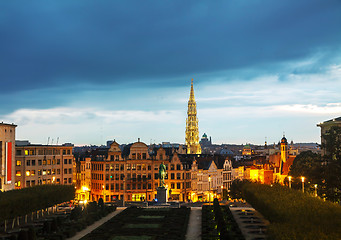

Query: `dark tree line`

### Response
(289, 126, 341, 202)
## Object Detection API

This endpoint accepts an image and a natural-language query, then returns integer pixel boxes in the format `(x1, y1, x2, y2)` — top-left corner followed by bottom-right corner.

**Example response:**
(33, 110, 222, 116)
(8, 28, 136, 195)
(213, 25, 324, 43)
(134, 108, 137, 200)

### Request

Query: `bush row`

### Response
(239, 181, 341, 240)
(0, 185, 75, 222)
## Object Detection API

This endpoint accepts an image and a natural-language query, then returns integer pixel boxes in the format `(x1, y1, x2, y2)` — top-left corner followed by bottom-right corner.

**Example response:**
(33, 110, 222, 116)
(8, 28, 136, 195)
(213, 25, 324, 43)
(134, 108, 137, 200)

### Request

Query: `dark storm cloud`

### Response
(1, 0, 341, 93)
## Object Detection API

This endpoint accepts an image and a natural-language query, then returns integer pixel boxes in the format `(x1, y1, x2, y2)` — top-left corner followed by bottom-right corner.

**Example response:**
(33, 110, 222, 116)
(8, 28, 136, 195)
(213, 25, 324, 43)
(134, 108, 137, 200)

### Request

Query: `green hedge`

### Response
(0, 185, 75, 221)
(240, 182, 341, 240)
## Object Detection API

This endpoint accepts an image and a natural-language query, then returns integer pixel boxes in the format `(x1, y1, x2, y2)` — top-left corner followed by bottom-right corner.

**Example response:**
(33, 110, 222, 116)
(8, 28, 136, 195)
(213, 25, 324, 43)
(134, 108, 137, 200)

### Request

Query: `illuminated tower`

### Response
(185, 79, 201, 154)
(280, 135, 288, 174)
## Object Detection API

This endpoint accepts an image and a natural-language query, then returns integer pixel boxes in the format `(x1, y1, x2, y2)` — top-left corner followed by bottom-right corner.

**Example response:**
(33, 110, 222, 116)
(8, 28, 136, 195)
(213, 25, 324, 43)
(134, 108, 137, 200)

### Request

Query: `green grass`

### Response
(123, 223, 161, 229)
(111, 236, 153, 240)
(137, 215, 165, 219)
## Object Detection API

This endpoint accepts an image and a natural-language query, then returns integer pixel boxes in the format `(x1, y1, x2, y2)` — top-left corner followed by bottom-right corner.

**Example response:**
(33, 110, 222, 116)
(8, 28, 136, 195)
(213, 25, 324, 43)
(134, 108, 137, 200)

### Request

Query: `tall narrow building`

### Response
(185, 79, 201, 154)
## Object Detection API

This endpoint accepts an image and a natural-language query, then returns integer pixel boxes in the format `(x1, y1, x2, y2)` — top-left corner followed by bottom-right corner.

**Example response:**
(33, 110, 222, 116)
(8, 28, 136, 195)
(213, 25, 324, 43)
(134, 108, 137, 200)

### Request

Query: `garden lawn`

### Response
(81, 206, 190, 240)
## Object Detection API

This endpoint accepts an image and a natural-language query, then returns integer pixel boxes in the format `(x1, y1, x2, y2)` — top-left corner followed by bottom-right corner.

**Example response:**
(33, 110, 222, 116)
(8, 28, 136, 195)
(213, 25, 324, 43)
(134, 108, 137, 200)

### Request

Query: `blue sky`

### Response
(1, 0, 341, 145)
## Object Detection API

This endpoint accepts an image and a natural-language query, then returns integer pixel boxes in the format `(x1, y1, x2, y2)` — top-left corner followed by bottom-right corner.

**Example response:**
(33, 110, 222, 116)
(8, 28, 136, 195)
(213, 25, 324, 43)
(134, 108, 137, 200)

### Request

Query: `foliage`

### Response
(289, 151, 322, 184)
(321, 126, 341, 202)
(238, 181, 341, 240)
(0, 185, 75, 222)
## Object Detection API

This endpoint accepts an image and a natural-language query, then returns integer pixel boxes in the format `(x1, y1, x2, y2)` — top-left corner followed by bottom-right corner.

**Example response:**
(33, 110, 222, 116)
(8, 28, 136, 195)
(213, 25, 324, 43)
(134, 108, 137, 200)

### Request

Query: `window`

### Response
(115, 174, 119, 180)
(115, 164, 119, 170)
(177, 183, 181, 189)
(38, 170, 42, 176)
(111, 183, 114, 190)
(67, 150, 71, 155)
(171, 164, 174, 170)
(171, 173, 175, 179)
(116, 155, 119, 161)
(120, 164, 124, 171)
(57, 159, 60, 165)
(31, 170, 35, 176)
(68, 178, 72, 184)
(137, 153, 141, 160)
(63, 150, 66, 155)
(16, 160, 21, 166)
(148, 165, 151, 170)
(154, 165, 158, 170)
(47, 159, 51, 165)
(16, 171, 21, 176)
(177, 173, 181, 180)
(142, 153, 146, 159)
(26, 160, 30, 166)
(64, 169, 67, 174)
(142, 164, 146, 171)
(26, 181, 31, 187)
(177, 164, 181, 170)
(16, 150, 22, 156)
(64, 178, 67, 184)
(132, 164, 136, 170)
(69, 159, 72, 164)
(69, 168, 72, 174)
(57, 169, 60, 174)
(127, 164, 131, 170)
(32, 160, 36, 166)
(116, 183, 119, 190)
(26, 171, 30, 176)
(64, 159, 67, 164)
(132, 153, 136, 159)
(43, 159, 47, 165)
(154, 173, 158, 179)
(171, 183, 175, 189)
(137, 164, 141, 170)
(106, 164, 109, 171)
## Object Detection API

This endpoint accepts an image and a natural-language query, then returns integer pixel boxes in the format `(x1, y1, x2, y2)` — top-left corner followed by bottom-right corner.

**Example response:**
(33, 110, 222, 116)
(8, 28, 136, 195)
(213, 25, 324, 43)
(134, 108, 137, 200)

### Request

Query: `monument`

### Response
(156, 162, 168, 203)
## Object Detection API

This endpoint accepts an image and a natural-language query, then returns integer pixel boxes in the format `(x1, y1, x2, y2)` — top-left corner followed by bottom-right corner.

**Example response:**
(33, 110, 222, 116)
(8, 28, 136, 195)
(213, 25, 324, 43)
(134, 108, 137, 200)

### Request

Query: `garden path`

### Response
(67, 207, 126, 240)
(185, 207, 202, 240)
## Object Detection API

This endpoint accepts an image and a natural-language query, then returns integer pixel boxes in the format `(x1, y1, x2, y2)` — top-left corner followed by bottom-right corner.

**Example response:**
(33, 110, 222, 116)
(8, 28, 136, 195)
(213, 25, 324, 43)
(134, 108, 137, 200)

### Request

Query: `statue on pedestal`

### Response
(159, 162, 167, 188)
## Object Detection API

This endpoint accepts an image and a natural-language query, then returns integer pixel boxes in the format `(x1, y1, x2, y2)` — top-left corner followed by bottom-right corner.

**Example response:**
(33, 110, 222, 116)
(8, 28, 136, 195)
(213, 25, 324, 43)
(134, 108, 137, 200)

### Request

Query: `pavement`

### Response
(186, 207, 202, 240)
(67, 207, 126, 240)
(229, 204, 269, 240)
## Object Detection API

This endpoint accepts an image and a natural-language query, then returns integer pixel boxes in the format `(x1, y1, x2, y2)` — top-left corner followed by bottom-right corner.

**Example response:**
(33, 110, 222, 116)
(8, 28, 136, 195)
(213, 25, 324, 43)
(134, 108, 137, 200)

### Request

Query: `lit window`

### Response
(16, 160, 21, 166)
(16, 171, 21, 176)
(26, 171, 30, 176)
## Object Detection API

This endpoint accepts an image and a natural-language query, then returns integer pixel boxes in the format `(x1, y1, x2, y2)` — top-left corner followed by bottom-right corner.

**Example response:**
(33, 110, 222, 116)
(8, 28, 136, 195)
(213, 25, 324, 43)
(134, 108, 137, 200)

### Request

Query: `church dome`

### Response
(281, 136, 288, 144)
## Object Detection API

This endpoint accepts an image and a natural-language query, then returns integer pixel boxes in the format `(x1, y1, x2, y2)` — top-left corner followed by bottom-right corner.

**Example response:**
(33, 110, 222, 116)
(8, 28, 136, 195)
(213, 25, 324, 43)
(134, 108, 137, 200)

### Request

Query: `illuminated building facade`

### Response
(185, 79, 202, 154)
(75, 140, 231, 203)
(15, 142, 74, 189)
(0, 123, 16, 191)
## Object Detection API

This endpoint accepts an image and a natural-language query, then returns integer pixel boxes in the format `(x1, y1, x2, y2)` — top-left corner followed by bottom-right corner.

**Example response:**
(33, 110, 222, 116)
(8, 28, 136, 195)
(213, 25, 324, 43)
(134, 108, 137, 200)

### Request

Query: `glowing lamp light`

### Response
(82, 186, 89, 192)
(301, 177, 305, 183)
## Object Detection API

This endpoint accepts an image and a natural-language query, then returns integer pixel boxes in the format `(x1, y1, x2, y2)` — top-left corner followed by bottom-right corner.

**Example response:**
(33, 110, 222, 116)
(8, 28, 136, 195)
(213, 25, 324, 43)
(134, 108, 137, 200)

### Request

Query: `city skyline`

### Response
(1, 1, 341, 145)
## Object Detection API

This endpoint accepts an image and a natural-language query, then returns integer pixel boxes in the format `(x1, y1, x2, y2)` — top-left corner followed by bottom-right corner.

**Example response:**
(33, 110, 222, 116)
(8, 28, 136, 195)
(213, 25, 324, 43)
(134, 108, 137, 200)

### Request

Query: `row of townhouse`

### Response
(74, 140, 232, 202)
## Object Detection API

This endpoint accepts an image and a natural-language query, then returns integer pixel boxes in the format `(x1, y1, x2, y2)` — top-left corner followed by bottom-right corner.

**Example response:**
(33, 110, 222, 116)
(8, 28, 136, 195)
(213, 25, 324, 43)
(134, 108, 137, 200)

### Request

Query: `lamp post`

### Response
(314, 184, 318, 197)
(221, 185, 224, 200)
(288, 176, 292, 189)
(208, 175, 211, 205)
(301, 177, 305, 193)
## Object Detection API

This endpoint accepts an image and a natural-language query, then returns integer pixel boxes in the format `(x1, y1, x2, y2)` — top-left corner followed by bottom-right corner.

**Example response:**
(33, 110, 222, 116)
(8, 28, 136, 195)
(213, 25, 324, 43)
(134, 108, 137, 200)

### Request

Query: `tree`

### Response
(321, 126, 341, 202)
(289, 150, 322, 186)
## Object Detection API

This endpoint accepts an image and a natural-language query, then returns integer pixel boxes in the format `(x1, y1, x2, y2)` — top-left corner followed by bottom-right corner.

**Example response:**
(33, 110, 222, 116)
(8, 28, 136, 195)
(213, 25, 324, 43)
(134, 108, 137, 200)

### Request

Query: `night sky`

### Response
(1, 1, 341, 145)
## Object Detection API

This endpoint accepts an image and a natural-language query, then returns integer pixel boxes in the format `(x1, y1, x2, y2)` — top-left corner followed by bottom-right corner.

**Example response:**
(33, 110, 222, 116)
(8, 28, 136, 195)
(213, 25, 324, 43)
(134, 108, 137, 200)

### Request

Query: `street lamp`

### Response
(301, 177, 305, 193)
(314, 184, 318, 197)
(288, 176, 292, 189)
(208, 175, 211, 205)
